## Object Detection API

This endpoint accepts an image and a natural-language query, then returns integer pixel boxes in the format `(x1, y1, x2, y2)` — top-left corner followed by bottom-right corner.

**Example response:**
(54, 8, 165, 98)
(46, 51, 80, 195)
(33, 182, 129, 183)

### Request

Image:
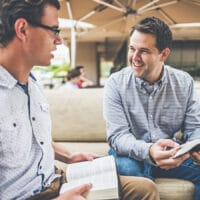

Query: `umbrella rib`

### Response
(78, 2, 111, 22)
(113, 0, 126, 9)
(158, 9, 176, 25)
(77, 16, 124, 36)
(78, 10, 96, 21)
(131, 0, 137, 9)
(91, 0, 126, 13)
(138, 0, 160, 13)
(78, 1, 125, 22)
(139, 0, 178, 14)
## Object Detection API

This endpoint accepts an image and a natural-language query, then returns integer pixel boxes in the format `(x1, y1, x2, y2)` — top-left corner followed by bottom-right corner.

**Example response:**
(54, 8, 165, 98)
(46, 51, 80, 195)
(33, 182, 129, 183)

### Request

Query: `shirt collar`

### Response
(0, 65, 37, 89)
(135, 65, 167, 88)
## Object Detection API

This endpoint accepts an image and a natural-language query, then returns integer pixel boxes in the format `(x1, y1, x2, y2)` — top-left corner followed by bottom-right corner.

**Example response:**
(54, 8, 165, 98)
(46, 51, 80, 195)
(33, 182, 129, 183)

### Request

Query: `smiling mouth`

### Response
(133, 62, 144, 68)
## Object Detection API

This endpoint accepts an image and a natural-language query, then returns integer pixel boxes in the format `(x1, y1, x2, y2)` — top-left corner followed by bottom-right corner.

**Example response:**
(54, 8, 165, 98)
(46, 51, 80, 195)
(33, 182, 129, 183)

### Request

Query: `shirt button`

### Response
(40, 141, 44, 145)
(32, 117, 36, 121)
(13, 123, 17, 127)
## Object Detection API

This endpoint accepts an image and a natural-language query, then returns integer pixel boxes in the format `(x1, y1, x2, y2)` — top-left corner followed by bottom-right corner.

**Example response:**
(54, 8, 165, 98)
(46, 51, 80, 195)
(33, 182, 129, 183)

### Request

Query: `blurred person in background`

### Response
(75, 65, 94, 88)
(62, 69, 81, 89)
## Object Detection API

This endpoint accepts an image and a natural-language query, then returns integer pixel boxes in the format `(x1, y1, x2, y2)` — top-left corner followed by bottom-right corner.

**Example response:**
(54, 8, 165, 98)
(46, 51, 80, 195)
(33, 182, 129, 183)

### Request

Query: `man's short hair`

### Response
(75, 66, 84, 71)
(130, 17, 172, 52)
(0, 0, 60, 47)
(67, 69, 81, 81)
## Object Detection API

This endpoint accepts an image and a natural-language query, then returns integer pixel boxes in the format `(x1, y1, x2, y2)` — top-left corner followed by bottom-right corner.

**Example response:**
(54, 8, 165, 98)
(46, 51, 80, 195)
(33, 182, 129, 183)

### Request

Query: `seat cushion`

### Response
(155, 178, 194, 200)
(46, 88, 106, 142)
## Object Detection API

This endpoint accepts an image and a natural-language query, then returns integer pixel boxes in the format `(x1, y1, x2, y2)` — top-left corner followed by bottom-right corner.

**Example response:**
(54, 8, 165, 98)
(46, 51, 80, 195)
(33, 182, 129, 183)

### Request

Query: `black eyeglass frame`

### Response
(24, 0, 43, 6)
(28, 21, 60, 37)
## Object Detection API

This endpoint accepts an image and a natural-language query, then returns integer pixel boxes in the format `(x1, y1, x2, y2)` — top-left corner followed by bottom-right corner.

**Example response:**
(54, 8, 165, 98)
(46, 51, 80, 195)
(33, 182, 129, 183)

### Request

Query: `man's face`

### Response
(26, 4, 62, 67)
(128, 30, 169, 83)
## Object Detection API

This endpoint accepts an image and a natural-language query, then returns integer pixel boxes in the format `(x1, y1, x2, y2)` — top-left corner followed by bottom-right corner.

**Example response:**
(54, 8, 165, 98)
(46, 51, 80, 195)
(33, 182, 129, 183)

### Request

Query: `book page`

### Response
(60, 155, 119, 199)
(67, 156, 118, 190)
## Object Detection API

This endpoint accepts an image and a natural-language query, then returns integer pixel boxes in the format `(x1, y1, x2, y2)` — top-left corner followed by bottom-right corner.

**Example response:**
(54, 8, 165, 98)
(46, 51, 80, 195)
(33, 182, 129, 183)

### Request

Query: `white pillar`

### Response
(70, 26, 76, 68)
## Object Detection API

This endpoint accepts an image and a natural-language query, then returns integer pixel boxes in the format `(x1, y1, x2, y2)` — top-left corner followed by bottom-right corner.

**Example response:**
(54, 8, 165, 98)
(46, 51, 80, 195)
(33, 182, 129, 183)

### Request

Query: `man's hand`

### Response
(149, 139, 190, 170)
(191, 150, 200, 165)
(56, 183, 92, 200)
(52, 142, 99, 164)
(68, 152, 99, 163)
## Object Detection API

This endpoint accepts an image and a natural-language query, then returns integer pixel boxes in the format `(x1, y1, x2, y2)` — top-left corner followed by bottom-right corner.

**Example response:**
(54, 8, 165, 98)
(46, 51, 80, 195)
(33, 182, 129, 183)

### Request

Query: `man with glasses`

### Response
(0, 0, 159, 200)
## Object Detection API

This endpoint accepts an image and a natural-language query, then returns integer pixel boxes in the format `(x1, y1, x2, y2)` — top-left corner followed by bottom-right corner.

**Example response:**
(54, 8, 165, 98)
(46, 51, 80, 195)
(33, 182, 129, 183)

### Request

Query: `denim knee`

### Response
(109, 149, 144, 176)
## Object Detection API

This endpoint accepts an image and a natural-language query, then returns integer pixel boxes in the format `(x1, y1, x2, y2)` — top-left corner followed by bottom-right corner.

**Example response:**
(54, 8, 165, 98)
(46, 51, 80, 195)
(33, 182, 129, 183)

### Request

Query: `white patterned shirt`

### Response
(103, 65, 200, 164)
(0, 66, 59, 200)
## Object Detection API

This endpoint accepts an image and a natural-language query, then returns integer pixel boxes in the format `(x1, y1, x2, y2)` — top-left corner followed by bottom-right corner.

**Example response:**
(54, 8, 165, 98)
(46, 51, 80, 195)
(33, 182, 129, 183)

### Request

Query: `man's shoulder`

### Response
(107, 66, 133, 87)
(165, 65, 191, 78)
(110, 66, 132, 79)
(165, 65, 193, 83)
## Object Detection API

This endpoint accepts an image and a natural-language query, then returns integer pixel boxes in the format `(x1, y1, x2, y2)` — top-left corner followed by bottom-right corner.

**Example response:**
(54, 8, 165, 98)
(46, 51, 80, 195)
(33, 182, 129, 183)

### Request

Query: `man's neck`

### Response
(145, 65, 164, 85)
(0, 43, 31, 83)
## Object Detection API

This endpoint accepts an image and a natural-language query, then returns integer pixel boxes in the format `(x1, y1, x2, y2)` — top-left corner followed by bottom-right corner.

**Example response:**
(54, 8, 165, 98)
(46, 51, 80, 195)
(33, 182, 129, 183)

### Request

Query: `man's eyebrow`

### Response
(140, 47, 151, 51)
(129, 45, 151, 51)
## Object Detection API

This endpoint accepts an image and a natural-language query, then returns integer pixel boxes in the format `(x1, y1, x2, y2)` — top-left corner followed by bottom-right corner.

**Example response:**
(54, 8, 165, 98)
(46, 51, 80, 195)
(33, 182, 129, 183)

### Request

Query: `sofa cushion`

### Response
(155, 178, 194, 200)
(55, 142, 109, 157)
(46, 88, 106, 142)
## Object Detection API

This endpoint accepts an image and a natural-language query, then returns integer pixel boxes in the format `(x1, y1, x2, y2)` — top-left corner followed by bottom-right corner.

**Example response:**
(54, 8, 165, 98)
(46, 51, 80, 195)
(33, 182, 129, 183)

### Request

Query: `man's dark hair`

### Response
(67, 69, 81, 81)
(75, 65, 84, 71)
(0, 0, 60, 47)
(130, 17, 172, 52)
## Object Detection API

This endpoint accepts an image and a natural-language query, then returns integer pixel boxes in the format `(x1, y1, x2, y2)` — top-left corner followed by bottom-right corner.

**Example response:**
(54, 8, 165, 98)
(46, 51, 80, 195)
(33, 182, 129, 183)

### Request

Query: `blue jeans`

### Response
(109, 149, 200, 200)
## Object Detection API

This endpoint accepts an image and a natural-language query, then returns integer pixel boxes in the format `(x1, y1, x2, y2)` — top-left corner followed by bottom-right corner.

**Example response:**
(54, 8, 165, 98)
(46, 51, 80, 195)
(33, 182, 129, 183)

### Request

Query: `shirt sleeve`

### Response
(103, 75, 154, 164)
(183, 78, 200, 141)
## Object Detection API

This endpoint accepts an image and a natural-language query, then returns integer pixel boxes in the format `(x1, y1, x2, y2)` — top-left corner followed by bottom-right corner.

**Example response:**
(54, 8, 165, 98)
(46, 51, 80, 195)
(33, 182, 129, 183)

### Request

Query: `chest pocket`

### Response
(0, 115, 18, 145)
(0, 115, 20, 165)
(0, 113, 32, 167)
(159, 107, 184, 134)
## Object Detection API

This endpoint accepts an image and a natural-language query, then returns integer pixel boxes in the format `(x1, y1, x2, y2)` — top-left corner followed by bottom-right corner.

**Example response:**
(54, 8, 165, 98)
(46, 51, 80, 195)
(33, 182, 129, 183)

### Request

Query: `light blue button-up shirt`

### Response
(103, 65, 200, 164)
(0, 66, 59, 200)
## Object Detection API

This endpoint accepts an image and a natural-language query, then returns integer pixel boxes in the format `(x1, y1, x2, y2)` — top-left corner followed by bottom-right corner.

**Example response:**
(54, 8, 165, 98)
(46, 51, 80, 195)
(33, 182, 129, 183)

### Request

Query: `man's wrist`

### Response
(149, 143, 157, 166)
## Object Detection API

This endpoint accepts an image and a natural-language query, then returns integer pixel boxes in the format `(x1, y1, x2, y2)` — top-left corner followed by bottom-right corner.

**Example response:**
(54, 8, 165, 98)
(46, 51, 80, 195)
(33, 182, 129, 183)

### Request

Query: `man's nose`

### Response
(132, 50, 140, 61)
(55, 36, 62, 45)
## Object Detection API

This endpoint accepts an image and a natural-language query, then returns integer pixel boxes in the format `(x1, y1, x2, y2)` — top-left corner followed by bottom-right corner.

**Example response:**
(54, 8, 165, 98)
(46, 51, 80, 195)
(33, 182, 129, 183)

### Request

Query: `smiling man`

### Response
(104, 17, 200, 200)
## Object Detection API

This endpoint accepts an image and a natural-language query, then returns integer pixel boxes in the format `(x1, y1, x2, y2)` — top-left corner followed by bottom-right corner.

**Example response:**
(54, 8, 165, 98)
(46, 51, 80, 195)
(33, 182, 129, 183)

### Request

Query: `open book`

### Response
(173, 139, 200, 158)
(60, 155, 119, 200)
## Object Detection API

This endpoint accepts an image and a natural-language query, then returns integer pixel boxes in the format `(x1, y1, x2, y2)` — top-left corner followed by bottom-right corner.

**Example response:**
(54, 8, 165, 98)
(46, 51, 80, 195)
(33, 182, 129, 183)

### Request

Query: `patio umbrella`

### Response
(59, 0, 200, 42)
(58, 0, 200, 67)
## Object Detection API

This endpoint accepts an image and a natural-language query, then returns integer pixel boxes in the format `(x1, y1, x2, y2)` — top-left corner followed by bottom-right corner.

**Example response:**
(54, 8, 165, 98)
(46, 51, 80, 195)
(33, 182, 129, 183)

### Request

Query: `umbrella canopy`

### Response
(59, 0, 200, 42)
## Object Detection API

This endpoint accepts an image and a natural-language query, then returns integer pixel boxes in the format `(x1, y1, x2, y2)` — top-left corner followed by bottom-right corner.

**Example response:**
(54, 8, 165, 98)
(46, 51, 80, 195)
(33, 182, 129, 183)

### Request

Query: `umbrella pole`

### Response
(70, 26, 76, 69)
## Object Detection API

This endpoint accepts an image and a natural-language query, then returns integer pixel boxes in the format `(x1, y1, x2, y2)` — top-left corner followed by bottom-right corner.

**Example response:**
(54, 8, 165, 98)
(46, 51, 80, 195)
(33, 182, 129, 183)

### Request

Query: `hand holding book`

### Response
(60, 155, 119, 200)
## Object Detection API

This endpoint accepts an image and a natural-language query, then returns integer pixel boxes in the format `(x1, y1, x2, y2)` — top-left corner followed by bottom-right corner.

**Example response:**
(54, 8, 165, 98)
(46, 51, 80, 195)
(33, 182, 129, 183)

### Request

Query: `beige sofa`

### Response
(46, 88, 194, 200)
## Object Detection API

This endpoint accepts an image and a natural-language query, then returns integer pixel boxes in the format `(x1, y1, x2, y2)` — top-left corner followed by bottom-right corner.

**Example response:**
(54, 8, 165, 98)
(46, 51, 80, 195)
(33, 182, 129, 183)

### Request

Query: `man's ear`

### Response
(14, 18, 28, 41)
(160, 48, 170, 62)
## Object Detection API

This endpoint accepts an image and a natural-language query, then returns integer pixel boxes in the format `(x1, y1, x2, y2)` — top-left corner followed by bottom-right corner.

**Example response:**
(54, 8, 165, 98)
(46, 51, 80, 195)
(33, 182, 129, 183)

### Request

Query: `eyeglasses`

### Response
(24, 0, 43, 6)
(28, 21, 60, 37)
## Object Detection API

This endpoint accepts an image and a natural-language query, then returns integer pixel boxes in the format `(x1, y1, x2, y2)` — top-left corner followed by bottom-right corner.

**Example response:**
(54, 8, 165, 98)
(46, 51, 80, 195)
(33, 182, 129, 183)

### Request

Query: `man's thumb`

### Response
(75, 183, 92, 195)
